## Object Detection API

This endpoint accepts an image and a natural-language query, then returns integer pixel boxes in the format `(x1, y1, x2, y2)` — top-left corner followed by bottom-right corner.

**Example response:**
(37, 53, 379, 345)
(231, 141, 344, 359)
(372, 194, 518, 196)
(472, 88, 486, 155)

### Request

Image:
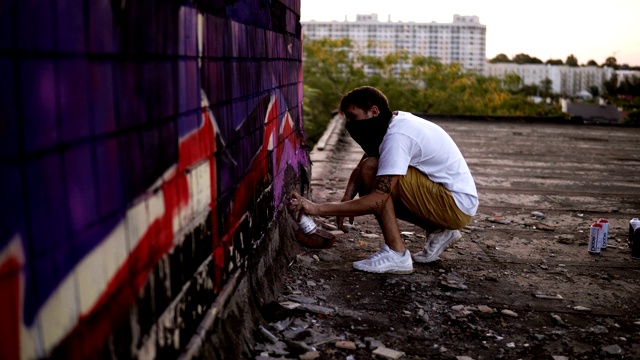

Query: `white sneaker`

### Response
(352, 245, 414, 274)
(412, 229, 462, 263)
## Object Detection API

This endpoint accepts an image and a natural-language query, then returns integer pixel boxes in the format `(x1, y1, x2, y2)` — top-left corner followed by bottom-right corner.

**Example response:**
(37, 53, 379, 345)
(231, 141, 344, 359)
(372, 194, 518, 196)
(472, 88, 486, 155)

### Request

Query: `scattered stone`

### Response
(335, 341, 356, 350)
(287, 295, 317, 304)
(487, 216, 511, 224)
(532, 334, 545, 341)
(364, 337, 385, 350)
(556, 235, 576, 244)
(534, 292, 563, 300)
(298, 304, 335, 315)
(500, 309, 518, 317)
(284, 339, 315, 353)
(634, 320, 640, 326)
(296, 255, 315, 267)
(534, 223, 555, 231)
(321, 222, 338, 230)
(361, 233, 381, 238)
(299, 351, 321, 360)
(280, 301, 301, 310)
(485, 241, 497, 249)
(531, 211, 545, 218)
(273, 318, 290, 331)
(572, 306, 591, 311)
(263, 341, 289, 356)
(552, 356, 568, 360)
(306, 280, 317, 287)
(259, 325, 279, 343)
(592, 325, 608, 334)
(400, 231, 414, 236)
(337, 309, 359, 317)
(440, 272, 468, 290)
(318, 250, 342, 262)
(329, 230, 344, 236)
(601, 344, 622, 355)
(456, 356, 474, 360)
(372, 347, 405, 359)
(505, 342, 515, 348)
(477, 305, 494, 314)
(551, 314, 569, 327)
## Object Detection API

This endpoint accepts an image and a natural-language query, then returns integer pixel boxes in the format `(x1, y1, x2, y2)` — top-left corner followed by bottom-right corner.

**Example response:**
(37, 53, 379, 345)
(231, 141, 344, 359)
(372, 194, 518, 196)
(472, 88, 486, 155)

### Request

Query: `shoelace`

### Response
(368, 246, 391, 260)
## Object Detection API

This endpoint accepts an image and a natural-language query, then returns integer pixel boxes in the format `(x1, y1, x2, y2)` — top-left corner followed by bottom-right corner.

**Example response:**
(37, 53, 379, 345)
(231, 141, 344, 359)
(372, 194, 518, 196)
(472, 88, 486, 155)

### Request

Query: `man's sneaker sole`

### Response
(352, 264, 414, 274)
(413, 232, 462, 263)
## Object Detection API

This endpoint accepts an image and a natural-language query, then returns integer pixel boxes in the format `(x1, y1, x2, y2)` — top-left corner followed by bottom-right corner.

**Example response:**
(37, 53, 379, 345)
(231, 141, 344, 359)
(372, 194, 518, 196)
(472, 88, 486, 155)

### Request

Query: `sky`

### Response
(300, 0, 640, 67)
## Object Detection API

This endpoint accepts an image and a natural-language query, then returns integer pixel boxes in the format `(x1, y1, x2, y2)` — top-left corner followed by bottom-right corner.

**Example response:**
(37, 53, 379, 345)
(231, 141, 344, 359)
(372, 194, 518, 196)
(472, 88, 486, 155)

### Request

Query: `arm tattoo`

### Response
(373, 175, 392, 194)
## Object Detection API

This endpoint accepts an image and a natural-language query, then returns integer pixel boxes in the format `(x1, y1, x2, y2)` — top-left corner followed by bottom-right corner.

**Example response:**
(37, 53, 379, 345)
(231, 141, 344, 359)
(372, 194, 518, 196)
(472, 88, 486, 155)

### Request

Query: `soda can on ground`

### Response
(597, 218, 609, 249)
(588, 222, 602, 255)
(631, 218, 640, 259)
(629, 218, 640, 249)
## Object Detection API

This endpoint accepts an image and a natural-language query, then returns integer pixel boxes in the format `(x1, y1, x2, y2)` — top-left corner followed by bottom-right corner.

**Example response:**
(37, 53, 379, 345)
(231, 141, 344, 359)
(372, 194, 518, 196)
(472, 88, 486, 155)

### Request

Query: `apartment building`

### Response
(486, 63, 615, 96)
(301, 14, 486, 73)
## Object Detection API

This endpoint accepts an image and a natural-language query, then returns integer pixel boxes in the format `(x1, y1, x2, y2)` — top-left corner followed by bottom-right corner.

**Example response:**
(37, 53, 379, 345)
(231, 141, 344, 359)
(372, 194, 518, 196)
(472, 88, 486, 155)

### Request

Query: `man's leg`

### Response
(352, 158, 405, 250)
(350, 158, 413, 274)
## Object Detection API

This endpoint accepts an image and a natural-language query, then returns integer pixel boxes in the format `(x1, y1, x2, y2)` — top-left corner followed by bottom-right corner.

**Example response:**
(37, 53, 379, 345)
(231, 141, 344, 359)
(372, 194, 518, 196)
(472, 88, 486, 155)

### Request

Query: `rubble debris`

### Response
(534, 292, 563, 300)
(551, 314, 569, 327)
(601, 344, 622, 355)
(477, 305, 494, 314)
(280, 301, 301, 310)
(500, 309, 518, 317)
(259, 325, 279, 343)
(487, 216, 511, 225)
(372, 347, 405, 359)
(592, 325, 609, 334)
(364, 337, 385, 350)
(572, 306, 591, 311)
(335, 341, 356, 350)
(298, 304, 335, 315)
(299, 351, 321, 360)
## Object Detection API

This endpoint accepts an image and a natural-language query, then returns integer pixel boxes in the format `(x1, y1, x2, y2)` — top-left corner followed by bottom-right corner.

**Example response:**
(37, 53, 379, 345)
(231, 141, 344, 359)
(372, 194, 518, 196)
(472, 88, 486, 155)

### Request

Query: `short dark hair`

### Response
(339, 86, 390, 114)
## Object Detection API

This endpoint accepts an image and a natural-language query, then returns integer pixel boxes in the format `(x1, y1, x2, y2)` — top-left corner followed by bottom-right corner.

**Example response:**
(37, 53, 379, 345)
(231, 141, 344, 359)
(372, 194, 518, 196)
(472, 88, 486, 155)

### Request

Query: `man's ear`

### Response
(370, 105, 380, 116)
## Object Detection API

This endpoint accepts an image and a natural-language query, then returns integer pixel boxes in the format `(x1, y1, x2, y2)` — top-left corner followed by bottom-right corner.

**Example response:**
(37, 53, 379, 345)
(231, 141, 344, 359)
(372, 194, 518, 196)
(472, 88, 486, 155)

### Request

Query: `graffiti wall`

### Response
(0, 0, 307, 358)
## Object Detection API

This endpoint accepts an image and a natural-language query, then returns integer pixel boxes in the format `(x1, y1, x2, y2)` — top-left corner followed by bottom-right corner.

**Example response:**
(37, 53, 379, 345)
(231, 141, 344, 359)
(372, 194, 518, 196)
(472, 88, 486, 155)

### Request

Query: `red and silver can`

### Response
(588, 222, 602, 255)
(597, 218, 609, 250)
(298, 213, 317, 235)
(629, 218, 640, 248)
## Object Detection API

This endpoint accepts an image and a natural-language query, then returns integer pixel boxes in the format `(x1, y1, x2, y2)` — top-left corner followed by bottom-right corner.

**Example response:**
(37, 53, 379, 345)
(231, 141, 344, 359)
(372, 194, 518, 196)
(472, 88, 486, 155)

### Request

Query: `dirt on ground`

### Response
(252, 118, 640, 360)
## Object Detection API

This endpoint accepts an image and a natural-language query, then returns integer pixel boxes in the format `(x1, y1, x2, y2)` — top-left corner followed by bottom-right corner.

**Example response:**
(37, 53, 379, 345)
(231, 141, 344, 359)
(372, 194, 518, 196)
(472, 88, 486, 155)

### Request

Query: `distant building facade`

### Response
(486, 63, 616, 96)
(301, 14, 486, 74)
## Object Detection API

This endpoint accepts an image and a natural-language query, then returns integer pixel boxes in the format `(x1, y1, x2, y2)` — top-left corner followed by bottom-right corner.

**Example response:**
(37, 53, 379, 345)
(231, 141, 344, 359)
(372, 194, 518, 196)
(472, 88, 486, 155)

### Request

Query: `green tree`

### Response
(565, 54, 578, 67)
(502, 73, 523, 93)
(302, 38, 366, 147)
(604, 56, 619, 69)
(589, 85, 600, 98)
(540, 78, 553, 98)
(489, 53, 511, 63)
(513, 53, 543, 64)
(587, 60, 599, 66)
(546, 59, 564, 65)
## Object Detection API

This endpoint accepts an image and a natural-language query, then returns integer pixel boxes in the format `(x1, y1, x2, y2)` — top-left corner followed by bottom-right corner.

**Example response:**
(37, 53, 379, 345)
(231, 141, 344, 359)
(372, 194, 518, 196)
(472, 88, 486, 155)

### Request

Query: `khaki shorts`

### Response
(391, 167, 472, 231)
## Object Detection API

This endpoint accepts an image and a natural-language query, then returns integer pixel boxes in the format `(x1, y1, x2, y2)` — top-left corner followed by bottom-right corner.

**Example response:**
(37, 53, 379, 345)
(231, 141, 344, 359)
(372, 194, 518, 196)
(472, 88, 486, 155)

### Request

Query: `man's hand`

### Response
(336, 195, 355, 233)
(287, 192, 319, 221)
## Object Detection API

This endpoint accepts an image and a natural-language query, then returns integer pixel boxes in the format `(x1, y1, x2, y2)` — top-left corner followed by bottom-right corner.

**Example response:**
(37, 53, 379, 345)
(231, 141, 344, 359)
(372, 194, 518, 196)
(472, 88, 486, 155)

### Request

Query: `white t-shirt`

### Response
(377, 111, 479, 216)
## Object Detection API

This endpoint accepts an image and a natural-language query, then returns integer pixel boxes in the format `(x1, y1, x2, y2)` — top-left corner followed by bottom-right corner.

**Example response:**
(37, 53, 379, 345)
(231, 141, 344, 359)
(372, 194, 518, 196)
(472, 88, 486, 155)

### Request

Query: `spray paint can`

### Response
(597, 218, 609, 250)
(588, 222, 602, 255)
(298, 213, 317, 235)
(629, 218, 640, 249)
(630, 218, 640, 259)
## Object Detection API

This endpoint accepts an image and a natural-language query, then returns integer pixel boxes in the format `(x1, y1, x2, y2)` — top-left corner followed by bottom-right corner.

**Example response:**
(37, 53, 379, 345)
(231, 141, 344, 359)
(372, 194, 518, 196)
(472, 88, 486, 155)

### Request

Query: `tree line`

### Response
(489, 53, 640, 70)
(302, 38, 563, 148)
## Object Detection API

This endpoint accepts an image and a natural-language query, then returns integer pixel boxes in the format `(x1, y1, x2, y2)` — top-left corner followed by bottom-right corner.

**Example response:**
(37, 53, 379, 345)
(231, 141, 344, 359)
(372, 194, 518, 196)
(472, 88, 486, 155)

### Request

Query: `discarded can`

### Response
(298, 213, 317, 235)
(631, 218, 640, 259)
(597, 218, 609, 250)
(629, 218, 640, 249)
(588, 222, 602, 255)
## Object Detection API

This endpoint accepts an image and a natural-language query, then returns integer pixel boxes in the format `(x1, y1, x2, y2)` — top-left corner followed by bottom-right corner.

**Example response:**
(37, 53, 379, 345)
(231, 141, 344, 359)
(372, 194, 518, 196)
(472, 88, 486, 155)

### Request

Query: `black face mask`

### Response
(345, 109, 393, 157)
